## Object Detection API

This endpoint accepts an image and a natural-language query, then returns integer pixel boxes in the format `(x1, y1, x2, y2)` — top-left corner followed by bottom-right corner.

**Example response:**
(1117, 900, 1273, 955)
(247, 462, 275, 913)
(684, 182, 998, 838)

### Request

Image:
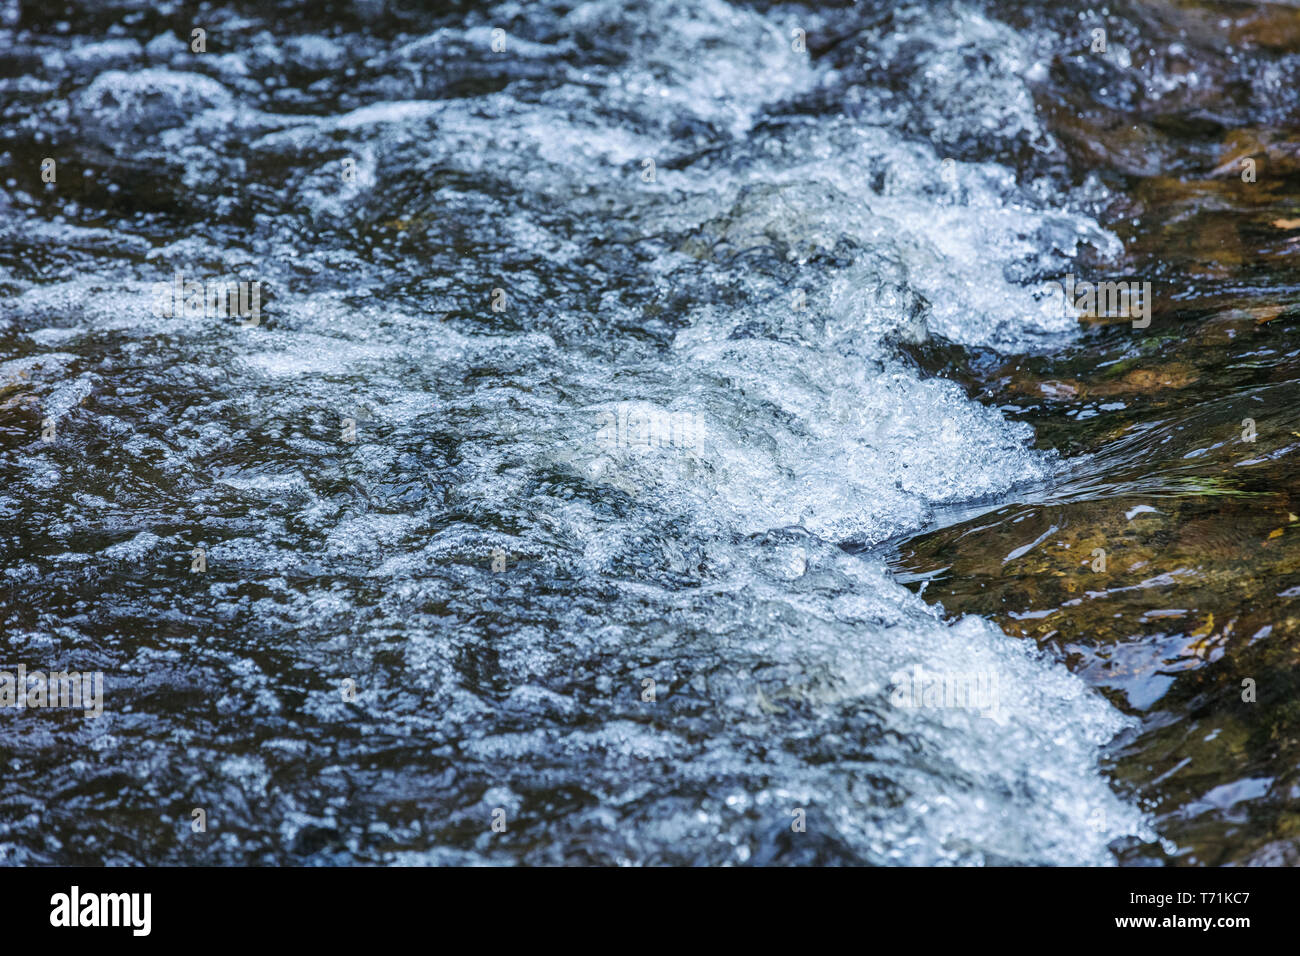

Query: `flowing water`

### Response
(0, 0, 1296, 865)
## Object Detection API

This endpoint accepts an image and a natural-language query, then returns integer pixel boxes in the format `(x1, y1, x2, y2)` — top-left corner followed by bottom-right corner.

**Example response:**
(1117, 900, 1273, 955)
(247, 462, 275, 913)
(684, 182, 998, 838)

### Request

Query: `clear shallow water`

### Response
(3, 0, 1261, 864)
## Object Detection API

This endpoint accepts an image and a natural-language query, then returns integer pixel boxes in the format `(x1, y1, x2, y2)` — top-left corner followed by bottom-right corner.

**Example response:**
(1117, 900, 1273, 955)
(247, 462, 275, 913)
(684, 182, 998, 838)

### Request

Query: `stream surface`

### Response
(1, 0, 1297, 865)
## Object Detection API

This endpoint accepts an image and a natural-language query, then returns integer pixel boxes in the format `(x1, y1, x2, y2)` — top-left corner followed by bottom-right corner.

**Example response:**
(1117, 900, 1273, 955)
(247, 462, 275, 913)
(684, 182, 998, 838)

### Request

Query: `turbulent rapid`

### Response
(0, 0, 1182, 864)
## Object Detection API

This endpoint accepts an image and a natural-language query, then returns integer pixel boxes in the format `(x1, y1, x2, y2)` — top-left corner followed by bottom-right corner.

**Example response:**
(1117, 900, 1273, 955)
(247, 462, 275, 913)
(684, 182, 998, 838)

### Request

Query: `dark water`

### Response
(1, 0, 1296, 865)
